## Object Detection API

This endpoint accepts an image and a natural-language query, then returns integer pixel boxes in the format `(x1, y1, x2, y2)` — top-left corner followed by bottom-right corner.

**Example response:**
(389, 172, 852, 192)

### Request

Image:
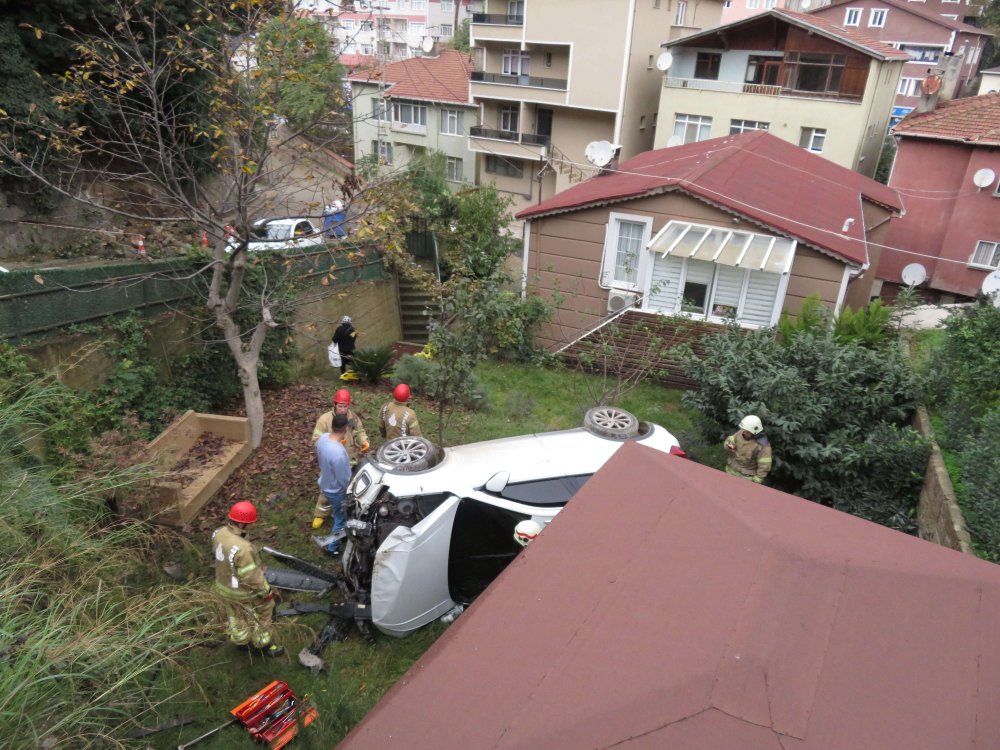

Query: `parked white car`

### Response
(338, 407, 685, 637)
(227, 217, 325, 253)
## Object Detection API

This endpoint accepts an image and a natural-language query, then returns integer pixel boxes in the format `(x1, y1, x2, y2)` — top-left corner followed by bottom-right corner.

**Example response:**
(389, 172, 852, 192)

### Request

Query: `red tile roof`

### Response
(892, 92, 1000, 145)
(516, 131, 902, 267)
(338, 444, 1000, 750)
(346, 50, 472, 105)
(813, 0, 992, 36)
(667, 9, 911, 61)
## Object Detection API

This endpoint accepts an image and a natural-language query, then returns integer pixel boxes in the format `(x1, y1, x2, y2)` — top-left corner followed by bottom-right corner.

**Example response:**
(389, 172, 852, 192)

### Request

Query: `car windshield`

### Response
(257, 223, 293, 241)
(497, 474, 592, 505)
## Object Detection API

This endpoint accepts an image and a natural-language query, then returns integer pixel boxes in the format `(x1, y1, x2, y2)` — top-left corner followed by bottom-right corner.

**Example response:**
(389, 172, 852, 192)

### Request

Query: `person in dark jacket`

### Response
(331, 315, 358, 374)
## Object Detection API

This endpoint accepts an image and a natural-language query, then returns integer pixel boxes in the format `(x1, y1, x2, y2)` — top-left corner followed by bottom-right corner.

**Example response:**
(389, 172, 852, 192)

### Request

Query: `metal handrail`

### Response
(471, 70, 568, 91)
(471, 13, 524, 25)
(469, 126, 551, 147)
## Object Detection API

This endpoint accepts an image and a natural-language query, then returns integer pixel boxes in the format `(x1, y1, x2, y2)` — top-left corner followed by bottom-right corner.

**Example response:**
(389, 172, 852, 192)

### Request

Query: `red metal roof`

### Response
(338, 443, 1000, 749)
(812, 0, 992, 36)
(892, 92, 1000, 145)
(516, 131, 902, 267)
(667, 9, 912, 61)
(346, 50, 472, 105)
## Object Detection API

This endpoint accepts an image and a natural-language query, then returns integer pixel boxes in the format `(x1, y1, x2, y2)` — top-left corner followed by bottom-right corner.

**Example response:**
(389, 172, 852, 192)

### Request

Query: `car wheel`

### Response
(376, 436, 437, 472)
(583, 406, 640, 439)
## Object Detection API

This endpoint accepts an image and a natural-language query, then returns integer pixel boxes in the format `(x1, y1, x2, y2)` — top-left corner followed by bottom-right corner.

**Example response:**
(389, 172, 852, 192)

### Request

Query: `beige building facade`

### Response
(653, 11, 907, 177)
(468, 0, 725, 220)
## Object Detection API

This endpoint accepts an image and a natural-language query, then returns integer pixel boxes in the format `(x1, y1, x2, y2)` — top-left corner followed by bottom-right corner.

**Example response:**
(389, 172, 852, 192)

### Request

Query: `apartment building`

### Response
(467, 0, 725, 218)
(723, 0, 988, 25)
(810, 0, 992, 119)
(347, 50, 477, 183)
(294, 0, 480, 67)
(653, 9, 908, 177)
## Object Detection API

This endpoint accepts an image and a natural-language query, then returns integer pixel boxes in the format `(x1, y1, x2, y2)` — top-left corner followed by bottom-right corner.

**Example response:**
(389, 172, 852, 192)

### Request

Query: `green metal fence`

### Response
(0, 244, 388, 341)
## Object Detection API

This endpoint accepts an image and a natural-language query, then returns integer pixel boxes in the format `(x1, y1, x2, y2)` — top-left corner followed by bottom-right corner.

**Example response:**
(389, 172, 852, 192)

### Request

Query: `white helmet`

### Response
(514, 520, 543, 547)
(739, 414, 764, 435)
(332, 199, 344, 211)
(341, 315, 352, 324)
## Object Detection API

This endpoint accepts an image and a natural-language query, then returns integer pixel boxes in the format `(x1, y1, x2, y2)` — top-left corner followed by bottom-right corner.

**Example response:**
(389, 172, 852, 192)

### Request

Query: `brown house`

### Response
(515, 131, 902, 352)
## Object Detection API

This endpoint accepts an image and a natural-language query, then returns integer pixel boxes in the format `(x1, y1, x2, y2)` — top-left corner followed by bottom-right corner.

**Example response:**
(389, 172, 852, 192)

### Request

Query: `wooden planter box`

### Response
(146, 411, 253, 526)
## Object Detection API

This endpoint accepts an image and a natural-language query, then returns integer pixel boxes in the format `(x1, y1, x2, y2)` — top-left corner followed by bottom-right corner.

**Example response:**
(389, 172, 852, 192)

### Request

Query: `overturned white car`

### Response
(340, 407, 684, 637)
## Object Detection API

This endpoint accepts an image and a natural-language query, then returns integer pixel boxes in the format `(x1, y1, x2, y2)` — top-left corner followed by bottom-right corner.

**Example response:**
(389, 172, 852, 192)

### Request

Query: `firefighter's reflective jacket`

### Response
(212, 523, 270, 601)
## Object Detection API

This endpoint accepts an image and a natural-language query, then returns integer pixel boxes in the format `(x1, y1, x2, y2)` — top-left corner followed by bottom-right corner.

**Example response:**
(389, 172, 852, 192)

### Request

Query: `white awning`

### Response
(647, 220, 796, 275)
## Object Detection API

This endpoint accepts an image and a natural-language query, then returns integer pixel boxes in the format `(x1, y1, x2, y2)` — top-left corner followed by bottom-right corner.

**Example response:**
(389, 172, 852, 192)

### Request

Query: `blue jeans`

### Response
(324, 491, 346, 553)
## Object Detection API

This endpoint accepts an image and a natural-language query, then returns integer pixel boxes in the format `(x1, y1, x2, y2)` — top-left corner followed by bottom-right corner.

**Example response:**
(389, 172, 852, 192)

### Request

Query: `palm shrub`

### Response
(349, 345, 396, 385)
(679, 325, 929, 531)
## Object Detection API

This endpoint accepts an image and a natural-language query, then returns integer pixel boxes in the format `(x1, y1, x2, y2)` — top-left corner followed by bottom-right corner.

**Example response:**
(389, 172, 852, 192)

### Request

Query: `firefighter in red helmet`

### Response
(379, 383, 421, 441)
(212, 501, 284, 657)
(311, 388, 370, 461)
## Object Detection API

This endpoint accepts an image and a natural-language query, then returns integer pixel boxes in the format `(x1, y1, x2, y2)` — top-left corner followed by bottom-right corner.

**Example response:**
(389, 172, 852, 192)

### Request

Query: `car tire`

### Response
(583, 406, 640, 439)
(376, 437, 437, 472)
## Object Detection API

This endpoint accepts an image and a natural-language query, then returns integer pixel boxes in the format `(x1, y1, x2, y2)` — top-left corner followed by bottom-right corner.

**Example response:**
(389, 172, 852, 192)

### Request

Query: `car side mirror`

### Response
(484, 471, 509, 494)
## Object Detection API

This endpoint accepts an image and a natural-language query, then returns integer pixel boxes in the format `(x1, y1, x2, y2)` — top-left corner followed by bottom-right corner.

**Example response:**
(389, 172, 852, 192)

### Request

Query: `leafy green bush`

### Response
(777, 295, 893, 348)
(957, 407, 1000, 561)
(679, 325, 928, 531)
(392, 353, 486, 410)
(350, 345, 396, 385)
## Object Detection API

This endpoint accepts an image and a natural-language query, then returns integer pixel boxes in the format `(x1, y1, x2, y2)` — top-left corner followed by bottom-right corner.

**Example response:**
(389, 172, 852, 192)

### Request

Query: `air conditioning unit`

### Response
(607, 290, 639, 313)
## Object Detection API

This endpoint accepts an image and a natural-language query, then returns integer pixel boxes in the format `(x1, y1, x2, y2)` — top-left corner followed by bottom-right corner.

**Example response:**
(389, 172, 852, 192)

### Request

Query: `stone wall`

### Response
(913, 405, 974, 555)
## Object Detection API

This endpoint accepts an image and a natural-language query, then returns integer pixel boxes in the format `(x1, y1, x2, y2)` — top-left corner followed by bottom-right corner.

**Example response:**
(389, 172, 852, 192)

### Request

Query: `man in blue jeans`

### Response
(314, 414, 352, 555)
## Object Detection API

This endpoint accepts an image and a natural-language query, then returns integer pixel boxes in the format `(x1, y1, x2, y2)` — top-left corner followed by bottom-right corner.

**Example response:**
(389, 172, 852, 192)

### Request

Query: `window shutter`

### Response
(649, 255, 683, 311)
(742, 270, 781, 326)
(713, 265, 744, 310)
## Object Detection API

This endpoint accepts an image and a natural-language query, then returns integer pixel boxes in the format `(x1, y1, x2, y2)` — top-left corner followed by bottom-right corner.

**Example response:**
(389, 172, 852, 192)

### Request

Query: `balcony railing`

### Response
(471, 12, 524, 25)
(470, 126, 551, 148)
(471, 71, 568, 91)
(663, 76, 862, 102)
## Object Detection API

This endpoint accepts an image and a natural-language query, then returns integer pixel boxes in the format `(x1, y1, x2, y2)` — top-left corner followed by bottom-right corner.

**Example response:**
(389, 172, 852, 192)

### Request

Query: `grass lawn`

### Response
(146, 359, 711, 749)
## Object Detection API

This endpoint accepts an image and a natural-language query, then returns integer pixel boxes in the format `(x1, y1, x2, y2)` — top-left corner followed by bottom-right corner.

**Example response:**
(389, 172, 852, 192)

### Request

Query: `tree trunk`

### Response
(237, 356, 265, 449)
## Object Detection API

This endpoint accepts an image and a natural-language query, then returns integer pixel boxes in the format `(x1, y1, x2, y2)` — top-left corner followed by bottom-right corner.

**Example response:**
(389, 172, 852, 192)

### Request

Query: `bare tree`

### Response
(0, 0, 348, 447)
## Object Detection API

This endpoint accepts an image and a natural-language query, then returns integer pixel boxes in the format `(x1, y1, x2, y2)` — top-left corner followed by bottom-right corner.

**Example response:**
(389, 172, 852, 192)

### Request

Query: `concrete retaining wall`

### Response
(913, 405, 974, 555)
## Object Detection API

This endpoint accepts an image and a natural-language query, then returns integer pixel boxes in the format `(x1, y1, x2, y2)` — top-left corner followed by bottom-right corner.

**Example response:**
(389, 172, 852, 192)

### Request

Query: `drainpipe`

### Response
(614, 0, 639, 146)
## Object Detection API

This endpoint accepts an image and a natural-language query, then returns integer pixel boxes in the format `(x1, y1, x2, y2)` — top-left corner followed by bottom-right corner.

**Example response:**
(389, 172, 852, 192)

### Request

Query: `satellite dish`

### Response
(420, 35, 435, 54)
(666, 135, 684, 147)
(983, 269, 1000, 299)
(973, 168, 997, 189)
(406, 34, 422, 49)
(584, 140, 615, 168)
(901, 262, 927, 287)
(655, 52, 673, 72)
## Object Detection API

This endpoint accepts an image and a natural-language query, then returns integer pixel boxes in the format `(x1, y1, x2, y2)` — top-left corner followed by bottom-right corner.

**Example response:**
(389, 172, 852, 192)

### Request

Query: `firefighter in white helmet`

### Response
(514, 520, 543, 547)
(724, 414, 772, 484)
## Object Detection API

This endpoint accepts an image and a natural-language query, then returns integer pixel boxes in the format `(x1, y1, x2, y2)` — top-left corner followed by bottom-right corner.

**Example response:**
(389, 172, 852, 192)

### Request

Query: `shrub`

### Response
(957, 407, 1000, 561)
(777, 295, 894, 349)
(679, 325, 928, 531)
(349, 345, 395, 385)
(392, 353, 486, 410)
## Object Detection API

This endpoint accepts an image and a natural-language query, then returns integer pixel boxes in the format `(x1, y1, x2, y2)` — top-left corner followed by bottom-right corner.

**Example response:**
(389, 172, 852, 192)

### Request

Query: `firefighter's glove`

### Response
(311, 516, 325, 529)
(361, 442, 370, 453)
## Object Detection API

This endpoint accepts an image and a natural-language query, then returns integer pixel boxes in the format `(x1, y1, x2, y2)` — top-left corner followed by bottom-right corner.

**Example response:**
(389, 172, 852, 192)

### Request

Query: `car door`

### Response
(370, 495, 461, 636)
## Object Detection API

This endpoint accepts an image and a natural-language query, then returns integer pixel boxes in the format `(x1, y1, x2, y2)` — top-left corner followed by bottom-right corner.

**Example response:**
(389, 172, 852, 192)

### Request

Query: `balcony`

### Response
(468, 127, 549, 161)
(663, 77, 862, 103)
(471, 71, 568, 91)
(471, 13, 524, 25)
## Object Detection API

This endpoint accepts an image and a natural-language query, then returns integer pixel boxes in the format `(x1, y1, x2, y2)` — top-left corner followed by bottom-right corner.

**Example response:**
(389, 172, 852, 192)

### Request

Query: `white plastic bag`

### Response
(327, 341, 341, 368)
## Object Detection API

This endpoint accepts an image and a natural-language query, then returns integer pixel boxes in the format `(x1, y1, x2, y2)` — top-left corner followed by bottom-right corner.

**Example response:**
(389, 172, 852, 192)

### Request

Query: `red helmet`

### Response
(333, 388, 351, 405)
(393, 383, 411, 402)
(228, 501, 258, 524)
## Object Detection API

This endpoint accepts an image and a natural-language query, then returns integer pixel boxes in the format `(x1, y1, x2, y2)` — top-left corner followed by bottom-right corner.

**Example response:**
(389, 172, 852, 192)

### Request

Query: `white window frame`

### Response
(411, 0, 426, 9)
(392, 101, 428, 130)
(730, 119, 770, 134)
(341, 19, 355, 31)
(440, 108, 464, 135)
(897, 77, 921, 96)
(844, 8, 861, 26)
(674, 113, 713, 144)
(374, 140, 393, 164)
(373, 97, 389, 122)
(747, 0, 759, 9)
(600, 213, 653, 291)
(675, 0, 687, 25)
(869, 8, 887, 26)
(410, 22, 426, 36)
(764, 0, 776, 8)
(502, 49, 530, 76)
(440, 23, 453, 36)
(445, 156, 463, 182)
(800, 127, 826, 153)
(970, 240, 1000, 269)
(441, 0, 454, 10)
(499, 104, 520, 132)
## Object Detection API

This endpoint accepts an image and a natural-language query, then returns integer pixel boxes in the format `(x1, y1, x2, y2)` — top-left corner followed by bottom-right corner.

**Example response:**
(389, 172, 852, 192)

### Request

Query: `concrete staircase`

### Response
(396, 257, 439, 345)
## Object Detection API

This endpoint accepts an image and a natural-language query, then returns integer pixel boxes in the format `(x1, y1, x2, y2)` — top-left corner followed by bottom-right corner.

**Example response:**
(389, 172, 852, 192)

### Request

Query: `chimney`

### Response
(914, 55, 964, 113)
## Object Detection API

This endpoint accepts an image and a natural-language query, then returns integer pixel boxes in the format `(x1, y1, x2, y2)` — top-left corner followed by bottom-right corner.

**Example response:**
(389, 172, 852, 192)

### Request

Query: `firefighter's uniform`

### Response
(379, 401, 421, 441)
(212, 523, 275, 648)
(724, 431, 773, 483)
(311, 408, 369, 464)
